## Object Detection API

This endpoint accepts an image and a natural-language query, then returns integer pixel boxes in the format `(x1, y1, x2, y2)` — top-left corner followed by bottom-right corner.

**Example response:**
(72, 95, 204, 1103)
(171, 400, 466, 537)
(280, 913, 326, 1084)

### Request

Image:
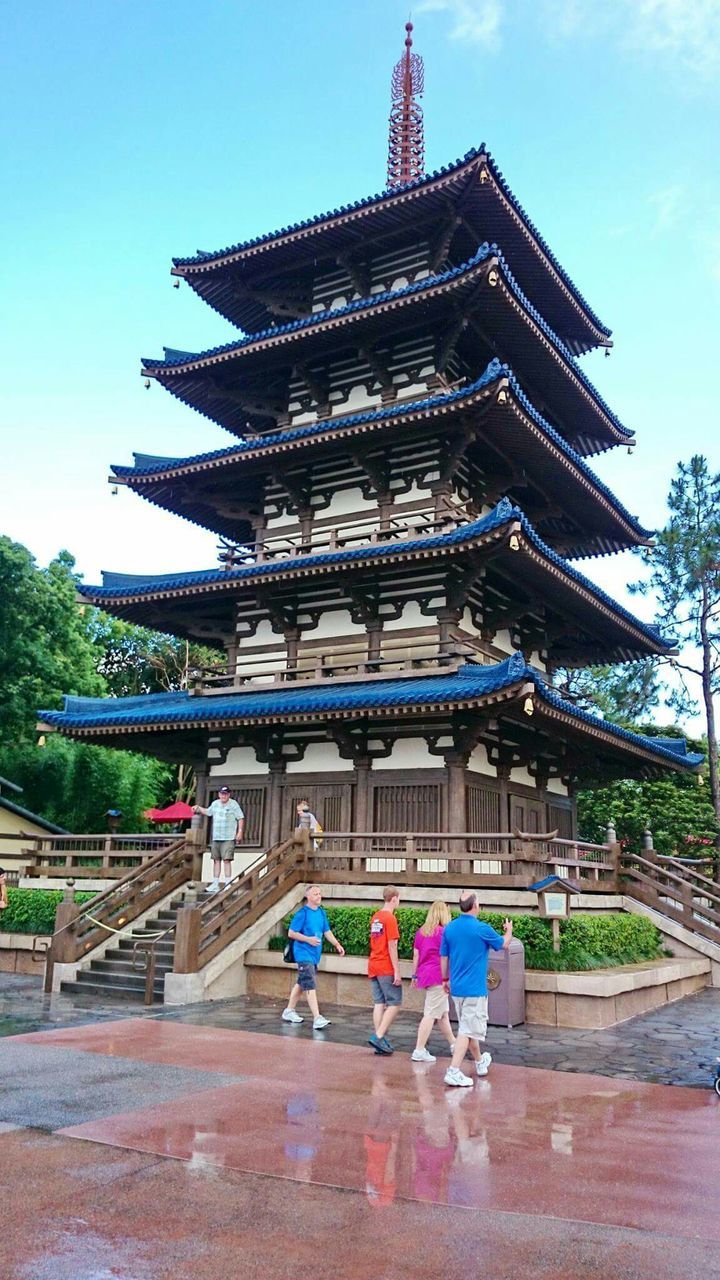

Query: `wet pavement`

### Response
(2, 974, 720, 1278)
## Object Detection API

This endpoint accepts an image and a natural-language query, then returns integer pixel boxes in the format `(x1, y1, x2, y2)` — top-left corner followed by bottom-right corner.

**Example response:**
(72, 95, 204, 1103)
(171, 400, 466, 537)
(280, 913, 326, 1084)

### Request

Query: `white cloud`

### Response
(647, 184, 687, 237)
(423, 0, 720, 79)
(418, 0, 503, 48)
(624, 0, 720, 78)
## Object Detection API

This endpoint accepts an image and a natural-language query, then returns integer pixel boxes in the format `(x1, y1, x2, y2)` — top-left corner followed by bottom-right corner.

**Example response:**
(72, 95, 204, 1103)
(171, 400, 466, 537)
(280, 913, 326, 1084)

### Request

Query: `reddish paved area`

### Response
(3, 1017, 720, 1277)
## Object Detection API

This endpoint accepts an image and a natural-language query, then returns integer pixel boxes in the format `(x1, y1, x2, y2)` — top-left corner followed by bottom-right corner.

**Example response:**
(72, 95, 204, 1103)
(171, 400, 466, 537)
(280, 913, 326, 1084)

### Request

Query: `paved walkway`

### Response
(2, 975, 720, 1278)
(2, 973, 719, 1087)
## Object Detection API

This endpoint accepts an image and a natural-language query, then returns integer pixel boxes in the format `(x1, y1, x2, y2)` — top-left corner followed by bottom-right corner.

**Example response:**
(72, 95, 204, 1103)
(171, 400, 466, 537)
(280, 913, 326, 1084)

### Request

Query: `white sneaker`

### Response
(221, 877, 233, 888)
(206, 880, 220, 894)
(411, 1048, 436, 1063)
(281, 1009, 303, 1024)
(444, 1066, 473, 1088)
(476, 1051, 493, 1077)
(312, 1016, 330, 1030)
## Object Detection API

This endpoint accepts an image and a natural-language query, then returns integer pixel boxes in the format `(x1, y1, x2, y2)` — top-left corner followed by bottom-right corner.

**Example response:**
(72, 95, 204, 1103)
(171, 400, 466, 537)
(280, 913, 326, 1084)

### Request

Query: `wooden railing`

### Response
(22, 833, 182, 878)
(217, 501, 471, 569)
(196, 634, 489, 694)
(621, 850, 720, 946)
(173, 832, 308, 974)
(42, 837, 196, 991)
(305, 831, 618, 889)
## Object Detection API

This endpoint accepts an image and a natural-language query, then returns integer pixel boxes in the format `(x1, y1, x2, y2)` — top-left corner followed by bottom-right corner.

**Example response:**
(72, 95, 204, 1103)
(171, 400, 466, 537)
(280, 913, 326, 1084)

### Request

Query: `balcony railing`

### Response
(194, 633, 491, 695)
(217, 500, 472, 569)
(22, 833, 183, 878)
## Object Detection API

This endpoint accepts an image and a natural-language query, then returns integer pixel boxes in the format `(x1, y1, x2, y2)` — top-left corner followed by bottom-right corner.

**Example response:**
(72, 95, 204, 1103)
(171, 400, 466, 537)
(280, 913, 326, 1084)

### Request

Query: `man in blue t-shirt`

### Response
(282, 885, 345, 1030)
(440, 892, 513, 1088)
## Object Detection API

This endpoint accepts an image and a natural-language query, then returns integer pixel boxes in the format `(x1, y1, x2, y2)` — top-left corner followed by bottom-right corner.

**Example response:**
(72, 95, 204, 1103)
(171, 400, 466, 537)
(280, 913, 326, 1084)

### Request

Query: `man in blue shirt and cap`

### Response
(440, 892, 513, 1087)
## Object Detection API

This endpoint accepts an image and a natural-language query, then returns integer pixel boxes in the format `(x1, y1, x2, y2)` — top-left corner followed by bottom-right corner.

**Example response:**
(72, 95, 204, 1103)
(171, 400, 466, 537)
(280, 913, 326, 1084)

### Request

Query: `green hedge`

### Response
(1, 888, 96, 936)
(269, 906, 663, 973)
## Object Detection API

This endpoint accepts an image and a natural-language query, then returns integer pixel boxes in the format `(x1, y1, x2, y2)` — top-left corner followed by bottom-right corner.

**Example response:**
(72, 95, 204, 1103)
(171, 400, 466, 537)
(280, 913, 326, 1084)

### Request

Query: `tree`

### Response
(631, 456, 720, 853)
(0, 539, 103, 744)
(91, 615, 222, 699)
(553, 660, 661, 726)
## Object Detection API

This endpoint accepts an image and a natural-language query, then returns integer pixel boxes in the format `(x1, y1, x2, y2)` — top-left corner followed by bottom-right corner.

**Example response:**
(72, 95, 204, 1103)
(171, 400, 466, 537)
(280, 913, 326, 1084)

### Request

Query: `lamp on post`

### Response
(530, 874, 581, 953)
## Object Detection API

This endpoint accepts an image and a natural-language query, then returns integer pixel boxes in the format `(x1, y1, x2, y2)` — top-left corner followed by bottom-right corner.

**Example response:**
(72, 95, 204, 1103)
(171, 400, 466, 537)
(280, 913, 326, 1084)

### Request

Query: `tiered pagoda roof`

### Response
(39, 653, 702, 780)
(170, 146, 611, 354)
(114, 360, 648, 557)
(144, 245, 628, 455)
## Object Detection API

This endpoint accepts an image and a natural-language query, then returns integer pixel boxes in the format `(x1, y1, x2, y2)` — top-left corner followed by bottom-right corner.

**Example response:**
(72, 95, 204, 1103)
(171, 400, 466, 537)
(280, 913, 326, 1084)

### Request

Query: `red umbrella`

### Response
(143, 801, 195, 823)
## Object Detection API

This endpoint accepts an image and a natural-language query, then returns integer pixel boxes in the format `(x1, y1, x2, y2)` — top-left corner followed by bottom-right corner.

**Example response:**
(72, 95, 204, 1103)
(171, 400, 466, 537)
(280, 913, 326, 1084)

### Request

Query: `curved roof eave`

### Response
(76, 497, 668, 651)
(39, 654, 701, 772)
(171, 146, 611, 341)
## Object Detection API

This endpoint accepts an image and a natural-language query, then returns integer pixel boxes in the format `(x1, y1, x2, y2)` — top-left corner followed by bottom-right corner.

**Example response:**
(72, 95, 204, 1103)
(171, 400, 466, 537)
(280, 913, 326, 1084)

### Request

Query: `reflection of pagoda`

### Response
(42, 26, 700, 849)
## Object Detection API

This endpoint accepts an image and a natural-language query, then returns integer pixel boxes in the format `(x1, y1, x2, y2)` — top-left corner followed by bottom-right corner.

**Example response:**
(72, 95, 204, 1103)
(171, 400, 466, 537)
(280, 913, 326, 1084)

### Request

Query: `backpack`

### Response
(283, 905, 309, 964)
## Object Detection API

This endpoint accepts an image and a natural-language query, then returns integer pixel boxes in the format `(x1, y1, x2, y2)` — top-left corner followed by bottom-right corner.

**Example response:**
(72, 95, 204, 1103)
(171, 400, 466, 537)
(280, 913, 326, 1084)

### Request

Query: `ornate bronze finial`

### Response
(387, 20, 425, 189)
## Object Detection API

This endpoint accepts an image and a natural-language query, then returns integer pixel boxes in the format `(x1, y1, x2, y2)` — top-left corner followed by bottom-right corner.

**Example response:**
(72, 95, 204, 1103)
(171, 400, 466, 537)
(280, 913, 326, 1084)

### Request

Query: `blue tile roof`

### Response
(112, 359, 646, 542)
(39, 652, 702, 770)
(143, 248, 630, 442)
(77, 498, 667, 649)
(171, 145, 611, 339)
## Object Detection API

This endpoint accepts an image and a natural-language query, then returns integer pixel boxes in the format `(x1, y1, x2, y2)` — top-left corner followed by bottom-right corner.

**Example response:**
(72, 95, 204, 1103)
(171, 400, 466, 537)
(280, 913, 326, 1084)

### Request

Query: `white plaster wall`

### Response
(303, 609, 365, 640)
(382, 600, 429, 632)
(321, 487, 377, 519)
(494, 629, 515, 656)
(286, 742, 353, 774)
(460, 609, 484, 640)
(211, 747, 268, 778)
(509, 765, 537, 788)
(530, 650, 547, 673)
(381, 738, 437, 770)
(547, 778, 569, 797)
(344, 384, 382, 412)
(467, 744, 497, 777)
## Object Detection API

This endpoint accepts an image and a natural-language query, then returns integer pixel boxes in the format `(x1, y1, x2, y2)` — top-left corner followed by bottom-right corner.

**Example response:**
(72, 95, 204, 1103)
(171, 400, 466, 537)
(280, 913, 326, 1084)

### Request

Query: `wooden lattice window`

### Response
(466, 783, 501, 851)
(372, 783, 440, 833)
(548, 802, 573, 840)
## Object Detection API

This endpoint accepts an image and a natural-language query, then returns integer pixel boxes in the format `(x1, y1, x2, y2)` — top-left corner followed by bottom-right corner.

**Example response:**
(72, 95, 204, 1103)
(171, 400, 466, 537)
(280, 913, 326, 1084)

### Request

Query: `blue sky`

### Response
(2, 0, 719, 637)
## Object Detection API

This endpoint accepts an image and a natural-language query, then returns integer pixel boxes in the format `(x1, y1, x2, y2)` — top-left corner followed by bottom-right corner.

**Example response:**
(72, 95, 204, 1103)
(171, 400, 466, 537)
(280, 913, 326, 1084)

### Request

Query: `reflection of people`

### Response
(440, 893, 512, 1087)
(284, 1093, 318, 1183)
(368, 885, 402, 1055)
(192, 785, 245, 892)
(412, 1070, 455, 1204)
(364, 1078, 399, 1208)
(0, 868, 7, 915)
(281, 885, 345, 1030)
(411, 900, 455, 1063)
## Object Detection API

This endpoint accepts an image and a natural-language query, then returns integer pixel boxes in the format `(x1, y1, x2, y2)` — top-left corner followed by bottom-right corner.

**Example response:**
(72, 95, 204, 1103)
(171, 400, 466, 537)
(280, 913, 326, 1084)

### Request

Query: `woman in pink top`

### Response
(410, 900, 455, 1063)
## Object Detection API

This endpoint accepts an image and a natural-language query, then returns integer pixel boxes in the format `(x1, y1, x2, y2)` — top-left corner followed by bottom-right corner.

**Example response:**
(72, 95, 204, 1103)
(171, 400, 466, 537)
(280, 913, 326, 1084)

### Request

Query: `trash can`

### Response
(487, 938, 525, 1027)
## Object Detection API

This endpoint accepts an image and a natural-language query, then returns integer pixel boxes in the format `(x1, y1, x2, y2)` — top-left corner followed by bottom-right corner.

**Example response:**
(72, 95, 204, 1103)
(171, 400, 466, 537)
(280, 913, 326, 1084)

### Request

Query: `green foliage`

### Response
(91, 614, 222, 698)
(578, 773, 718, 856)
(268, 908, 662, 972)
(0, 539, 103, 744)
(2, 888, 95, 935)
(553, 661, 661, 726)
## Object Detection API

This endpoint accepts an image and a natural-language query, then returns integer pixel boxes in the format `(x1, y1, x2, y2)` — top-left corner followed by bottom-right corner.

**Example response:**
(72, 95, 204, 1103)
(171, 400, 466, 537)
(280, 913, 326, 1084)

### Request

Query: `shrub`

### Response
(1, 888, 95, 935)
(268, 907, 662, 973)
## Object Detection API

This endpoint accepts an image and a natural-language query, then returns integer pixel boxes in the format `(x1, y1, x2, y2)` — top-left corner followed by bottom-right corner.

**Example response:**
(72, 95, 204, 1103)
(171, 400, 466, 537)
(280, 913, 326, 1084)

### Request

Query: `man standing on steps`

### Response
(368, 885, 403, 1055)
(440, 893, 512, 1088)
(282, 885, 345, 1030)
(192, 785, 245, 893)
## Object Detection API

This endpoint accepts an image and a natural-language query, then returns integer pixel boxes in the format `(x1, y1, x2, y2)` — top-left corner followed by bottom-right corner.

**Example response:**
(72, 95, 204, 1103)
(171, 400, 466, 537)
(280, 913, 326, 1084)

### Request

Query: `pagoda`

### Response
(41, 26, 701, 852)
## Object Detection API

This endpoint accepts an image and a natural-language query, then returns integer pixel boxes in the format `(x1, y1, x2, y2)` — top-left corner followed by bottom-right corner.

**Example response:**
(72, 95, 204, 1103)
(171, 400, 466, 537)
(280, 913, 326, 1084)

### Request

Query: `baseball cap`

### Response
(218, 785, 231, 794)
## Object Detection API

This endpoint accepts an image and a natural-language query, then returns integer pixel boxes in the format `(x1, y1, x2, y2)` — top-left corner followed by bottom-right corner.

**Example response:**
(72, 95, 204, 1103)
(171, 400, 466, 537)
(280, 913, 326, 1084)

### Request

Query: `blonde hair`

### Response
(421, 899, 451, 936)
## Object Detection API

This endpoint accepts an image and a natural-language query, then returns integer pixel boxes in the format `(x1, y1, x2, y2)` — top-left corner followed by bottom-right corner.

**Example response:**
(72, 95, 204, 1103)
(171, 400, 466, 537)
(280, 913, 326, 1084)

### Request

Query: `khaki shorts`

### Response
(422, 985, 449, 1019)
(453, 995, 489, 1041)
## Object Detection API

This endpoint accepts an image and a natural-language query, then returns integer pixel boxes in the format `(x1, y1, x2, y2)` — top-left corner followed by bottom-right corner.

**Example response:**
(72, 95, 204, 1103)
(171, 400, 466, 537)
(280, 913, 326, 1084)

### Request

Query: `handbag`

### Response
(283, 905, 308, 964)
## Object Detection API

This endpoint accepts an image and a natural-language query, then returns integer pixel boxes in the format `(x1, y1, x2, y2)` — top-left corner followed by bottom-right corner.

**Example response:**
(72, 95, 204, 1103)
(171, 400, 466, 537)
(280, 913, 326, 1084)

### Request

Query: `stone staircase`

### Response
(60, 888, 206, 1002)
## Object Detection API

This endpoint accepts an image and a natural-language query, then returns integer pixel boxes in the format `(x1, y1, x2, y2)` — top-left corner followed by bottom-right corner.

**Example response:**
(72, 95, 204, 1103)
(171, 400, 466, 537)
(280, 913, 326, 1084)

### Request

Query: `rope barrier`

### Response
(83, 914, 165, 938)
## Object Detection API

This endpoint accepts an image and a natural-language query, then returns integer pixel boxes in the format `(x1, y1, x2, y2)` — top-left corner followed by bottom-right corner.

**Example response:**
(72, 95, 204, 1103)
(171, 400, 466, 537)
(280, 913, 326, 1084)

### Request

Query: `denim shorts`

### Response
(370, 974, 403, 1006)
(297, 962, 317, 991)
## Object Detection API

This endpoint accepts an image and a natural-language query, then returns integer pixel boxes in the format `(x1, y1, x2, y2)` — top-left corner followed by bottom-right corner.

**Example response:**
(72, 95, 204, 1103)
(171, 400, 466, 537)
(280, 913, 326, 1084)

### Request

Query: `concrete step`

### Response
(89, 958, 173, 977)
(70, 969, 164, 994)
(60, 978, 163, 1002)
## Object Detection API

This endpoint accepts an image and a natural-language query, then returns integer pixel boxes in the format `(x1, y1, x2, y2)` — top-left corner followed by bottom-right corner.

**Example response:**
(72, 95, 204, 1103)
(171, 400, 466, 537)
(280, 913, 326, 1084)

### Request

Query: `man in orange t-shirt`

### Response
(368, 884, 402, 1055)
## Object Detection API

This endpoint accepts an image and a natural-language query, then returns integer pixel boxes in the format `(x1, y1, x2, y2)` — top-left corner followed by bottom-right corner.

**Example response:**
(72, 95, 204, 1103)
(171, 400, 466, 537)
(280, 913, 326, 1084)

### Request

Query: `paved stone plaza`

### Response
(1, 975, 720, 1277)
